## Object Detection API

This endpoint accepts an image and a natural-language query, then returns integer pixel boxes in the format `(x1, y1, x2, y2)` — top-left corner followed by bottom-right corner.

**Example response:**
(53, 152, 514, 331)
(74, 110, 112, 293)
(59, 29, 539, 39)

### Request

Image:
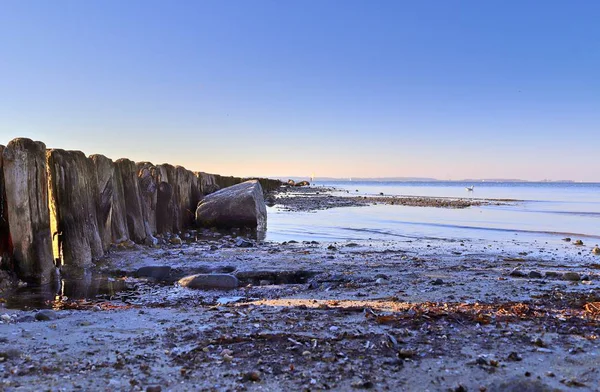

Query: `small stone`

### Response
(146, 386, 162, 392)
(563, 237, 571, 242)
(375, 278, 386, 285)
(528, 271, 543, 279)
(507, 352, 522, 361)
(563, 272, 580, 281)
(573, 239, 584, 246)
(35, 310, 58, 321)
(329, 326, 339, 332)
(235, 238, 254, 248)
(1, 314, 11, 323)
(592, 246, 600, 255)
(509, 268, 526, 277)
(432, 278, 444, 285)
(242, 370, 261, 382)
(169, 235, 182, 245)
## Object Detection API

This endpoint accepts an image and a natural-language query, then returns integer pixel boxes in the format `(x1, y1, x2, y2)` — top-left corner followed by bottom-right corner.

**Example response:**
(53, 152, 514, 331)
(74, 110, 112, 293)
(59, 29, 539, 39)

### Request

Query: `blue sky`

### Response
(1, 1, 599, 180)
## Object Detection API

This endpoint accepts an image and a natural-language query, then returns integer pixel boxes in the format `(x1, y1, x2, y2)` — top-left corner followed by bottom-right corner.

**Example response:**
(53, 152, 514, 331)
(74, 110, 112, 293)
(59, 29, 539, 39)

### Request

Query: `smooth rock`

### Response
(195, 180, 266, 230)
(178, 274, 239, 290)
(592, 246, 600, 255)
(528, 271, 543, 279)
(135, 266, 172, 280)
(35, 310, 58, 321)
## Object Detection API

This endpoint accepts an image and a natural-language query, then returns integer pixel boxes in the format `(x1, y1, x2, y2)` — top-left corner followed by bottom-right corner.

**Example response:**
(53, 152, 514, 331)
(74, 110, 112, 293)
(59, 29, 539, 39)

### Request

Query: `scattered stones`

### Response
(178, 274, 239, 290)
(35, 310, 58, 321)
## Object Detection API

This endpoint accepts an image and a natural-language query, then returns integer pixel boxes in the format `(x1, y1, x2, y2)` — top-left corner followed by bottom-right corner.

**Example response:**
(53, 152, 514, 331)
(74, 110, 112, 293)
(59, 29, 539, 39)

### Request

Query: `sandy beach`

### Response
(1, 187, 599, 392)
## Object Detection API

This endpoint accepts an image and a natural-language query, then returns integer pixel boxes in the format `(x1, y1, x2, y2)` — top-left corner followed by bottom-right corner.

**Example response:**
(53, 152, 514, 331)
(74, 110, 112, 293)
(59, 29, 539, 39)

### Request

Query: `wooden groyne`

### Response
(0, 138, 281, 283)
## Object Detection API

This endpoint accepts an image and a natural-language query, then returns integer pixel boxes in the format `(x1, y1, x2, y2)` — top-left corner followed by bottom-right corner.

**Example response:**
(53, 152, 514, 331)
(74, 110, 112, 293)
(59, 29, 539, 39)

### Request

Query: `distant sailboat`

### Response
(466, 186, 474, 191)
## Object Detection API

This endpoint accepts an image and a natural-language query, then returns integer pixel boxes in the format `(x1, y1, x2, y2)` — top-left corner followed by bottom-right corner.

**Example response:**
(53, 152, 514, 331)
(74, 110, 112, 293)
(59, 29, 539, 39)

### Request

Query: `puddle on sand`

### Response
(0, 275, 134, 310)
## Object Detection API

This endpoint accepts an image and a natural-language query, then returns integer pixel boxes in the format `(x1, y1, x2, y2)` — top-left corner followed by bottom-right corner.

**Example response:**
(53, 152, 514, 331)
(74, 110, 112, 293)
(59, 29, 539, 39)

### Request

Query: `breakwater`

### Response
(0, 138, 281, 284)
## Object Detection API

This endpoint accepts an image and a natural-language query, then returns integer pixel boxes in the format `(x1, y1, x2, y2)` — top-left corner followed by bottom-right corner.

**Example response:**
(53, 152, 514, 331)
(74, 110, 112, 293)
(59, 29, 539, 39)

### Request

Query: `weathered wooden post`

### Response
(47, 149, 104, 271)
(2, 138, 54, 284)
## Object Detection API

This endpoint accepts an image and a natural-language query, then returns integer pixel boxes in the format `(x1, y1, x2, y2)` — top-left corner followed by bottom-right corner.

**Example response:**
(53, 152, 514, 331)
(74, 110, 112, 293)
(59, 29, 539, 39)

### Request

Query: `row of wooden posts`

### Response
(0, 138, 281, 284)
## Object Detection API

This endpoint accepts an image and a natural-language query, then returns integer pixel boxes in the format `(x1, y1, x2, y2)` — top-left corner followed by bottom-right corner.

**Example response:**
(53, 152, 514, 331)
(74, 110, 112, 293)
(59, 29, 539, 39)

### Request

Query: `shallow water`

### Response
(266, 181, 600, 244)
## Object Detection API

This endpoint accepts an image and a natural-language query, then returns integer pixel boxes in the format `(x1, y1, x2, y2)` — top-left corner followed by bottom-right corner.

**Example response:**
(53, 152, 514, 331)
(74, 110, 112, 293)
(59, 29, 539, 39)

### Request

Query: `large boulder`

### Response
(47, 149, 104, 270)
(89, 154, 129, 248)
(115, 159, 146, 243)
(1, 138, 54, 284)
(195, 180, 267, 230)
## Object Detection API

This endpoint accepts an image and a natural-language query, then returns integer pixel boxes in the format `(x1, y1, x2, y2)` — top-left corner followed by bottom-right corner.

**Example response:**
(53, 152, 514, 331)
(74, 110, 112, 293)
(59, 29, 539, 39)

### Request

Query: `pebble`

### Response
(528, 271, 543, 279)
(146, 386, 162, 392)
(592, 246, 600, 255)
(432, 278, 444, 285)
(573, 240, 584, 246)
(509, 268, 526, 278)
(235, 238, 254, 248)
(562, 272, 580, 281)
(169, 235, 182, 245)
(35, 310, 58, 321)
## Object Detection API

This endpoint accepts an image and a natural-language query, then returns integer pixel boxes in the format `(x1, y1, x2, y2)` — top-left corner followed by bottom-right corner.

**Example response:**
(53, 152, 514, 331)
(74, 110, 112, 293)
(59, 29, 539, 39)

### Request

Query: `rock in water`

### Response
(135, 266, 172, 280)
(47, 149, 104, 270)
(90, 155, 130, 250)
(178, 274, 239, 289)
(2, 138, 54, 284)
(195, 180, 267, 230)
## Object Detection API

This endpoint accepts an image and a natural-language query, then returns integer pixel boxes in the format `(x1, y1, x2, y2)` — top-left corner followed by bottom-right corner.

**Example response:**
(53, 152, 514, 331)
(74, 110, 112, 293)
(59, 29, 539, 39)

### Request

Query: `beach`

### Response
(1, 184, 599, 391)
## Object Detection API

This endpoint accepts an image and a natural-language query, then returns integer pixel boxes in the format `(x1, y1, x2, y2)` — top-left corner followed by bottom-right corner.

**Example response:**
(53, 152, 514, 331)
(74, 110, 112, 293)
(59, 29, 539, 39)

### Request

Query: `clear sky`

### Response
(1, 1, 599, 181)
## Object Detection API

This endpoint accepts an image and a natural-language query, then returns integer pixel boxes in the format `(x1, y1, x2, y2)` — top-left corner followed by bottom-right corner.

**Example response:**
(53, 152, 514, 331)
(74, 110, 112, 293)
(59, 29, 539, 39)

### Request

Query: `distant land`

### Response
(277, 177, 582, 183)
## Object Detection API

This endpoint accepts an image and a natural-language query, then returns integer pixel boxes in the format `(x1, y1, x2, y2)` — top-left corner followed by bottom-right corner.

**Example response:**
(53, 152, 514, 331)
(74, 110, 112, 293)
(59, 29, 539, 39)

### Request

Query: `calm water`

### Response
(266, 181, 600, 243)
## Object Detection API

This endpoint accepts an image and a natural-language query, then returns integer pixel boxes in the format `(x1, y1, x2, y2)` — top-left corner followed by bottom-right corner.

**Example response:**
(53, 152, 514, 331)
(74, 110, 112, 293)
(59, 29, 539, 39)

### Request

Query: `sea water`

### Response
(265, 181, 600, 244)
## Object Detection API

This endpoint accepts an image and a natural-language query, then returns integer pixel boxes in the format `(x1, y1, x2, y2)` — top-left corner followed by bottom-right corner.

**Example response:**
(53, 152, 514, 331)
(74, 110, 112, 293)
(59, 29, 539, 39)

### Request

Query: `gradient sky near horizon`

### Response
(1, 1, 599, 181)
